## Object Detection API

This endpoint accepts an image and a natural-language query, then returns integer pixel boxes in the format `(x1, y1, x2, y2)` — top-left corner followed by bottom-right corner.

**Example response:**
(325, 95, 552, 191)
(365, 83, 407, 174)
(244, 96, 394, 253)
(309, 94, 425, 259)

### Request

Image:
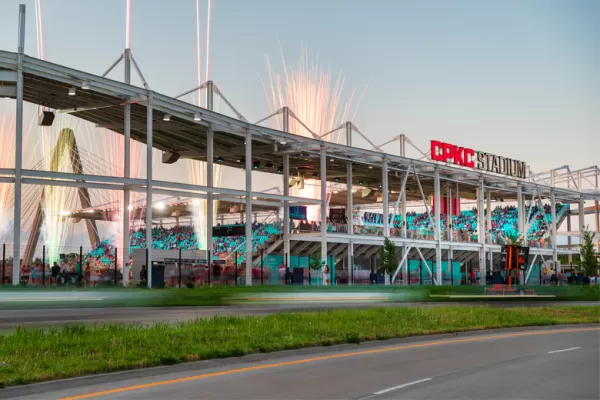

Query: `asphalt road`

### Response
(1, 301, 599, 330)
(5, 325, 599, 399)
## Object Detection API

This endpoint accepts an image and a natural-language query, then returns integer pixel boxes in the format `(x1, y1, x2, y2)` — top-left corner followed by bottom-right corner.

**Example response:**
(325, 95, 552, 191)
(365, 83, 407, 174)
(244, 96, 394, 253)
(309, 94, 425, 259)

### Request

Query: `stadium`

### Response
(0, 4, 599, 288)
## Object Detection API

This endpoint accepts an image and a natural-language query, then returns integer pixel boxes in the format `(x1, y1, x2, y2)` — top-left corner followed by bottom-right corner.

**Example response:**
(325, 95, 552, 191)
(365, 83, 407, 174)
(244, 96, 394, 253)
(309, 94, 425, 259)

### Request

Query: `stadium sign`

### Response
(430, 140, 527, 179)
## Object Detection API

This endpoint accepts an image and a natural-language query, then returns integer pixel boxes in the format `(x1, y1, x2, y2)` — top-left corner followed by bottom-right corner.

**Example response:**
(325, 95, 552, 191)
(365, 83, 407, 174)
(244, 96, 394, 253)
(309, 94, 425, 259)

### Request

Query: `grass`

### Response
(0, 284, 598, 309)
(0, 305, 598, 387)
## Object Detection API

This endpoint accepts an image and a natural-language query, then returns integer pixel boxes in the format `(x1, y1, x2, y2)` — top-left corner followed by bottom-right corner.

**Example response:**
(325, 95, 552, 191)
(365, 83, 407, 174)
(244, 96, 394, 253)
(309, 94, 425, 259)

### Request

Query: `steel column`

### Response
(486, 190, 492, 244)
(477, 179, 486, 283)
(283, 154, 290, 269)
(550, 191, 558, 272)
(12, 5, 26, 285)
(347, 161, 353, 234)
(207, 127, 214, 281)
(517, 184, 524, 236)
(122, 50, 131, 282)
(245, 130, 253, 285)
(345, 121, 352, 146)
(145, 92, 153, 288)
(434, 169, 442, 285)
(382, 158, 389, 237)
(320, 145, 328, 285)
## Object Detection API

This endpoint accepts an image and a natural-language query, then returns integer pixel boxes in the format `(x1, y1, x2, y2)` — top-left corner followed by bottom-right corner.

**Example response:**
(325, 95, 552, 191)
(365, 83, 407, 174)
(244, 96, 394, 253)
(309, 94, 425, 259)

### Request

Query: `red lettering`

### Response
(464, 148, 475, 168)
(443, 143, 454, 162)
(454, 147, 465, 165)
(431, 140, 443, 161)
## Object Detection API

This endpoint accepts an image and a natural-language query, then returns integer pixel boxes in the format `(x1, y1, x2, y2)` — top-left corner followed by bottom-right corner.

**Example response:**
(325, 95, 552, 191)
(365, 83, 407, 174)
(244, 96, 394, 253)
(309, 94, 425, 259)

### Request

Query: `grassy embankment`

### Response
(0, 305, 598, 387)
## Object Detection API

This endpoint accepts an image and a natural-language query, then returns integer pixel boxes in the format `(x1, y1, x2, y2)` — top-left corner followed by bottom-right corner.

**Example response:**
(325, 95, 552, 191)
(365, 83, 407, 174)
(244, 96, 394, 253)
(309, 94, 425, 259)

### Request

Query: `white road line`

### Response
(373, 378, 433, 395)
(548, 347, 581, 354)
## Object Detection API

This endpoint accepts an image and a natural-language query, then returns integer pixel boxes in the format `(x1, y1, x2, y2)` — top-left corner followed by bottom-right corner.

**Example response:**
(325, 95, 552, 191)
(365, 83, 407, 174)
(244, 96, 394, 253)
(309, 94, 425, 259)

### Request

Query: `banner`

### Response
(289, 206, 307, 220)
(329, 208, 346, 223)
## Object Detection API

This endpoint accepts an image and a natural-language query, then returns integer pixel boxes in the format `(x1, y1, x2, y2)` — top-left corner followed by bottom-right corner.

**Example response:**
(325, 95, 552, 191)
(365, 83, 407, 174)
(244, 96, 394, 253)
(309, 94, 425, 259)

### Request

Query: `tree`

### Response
(309, 248, 322, 271)
(379, 237, 398, 284)
(579, 228, 599, 277)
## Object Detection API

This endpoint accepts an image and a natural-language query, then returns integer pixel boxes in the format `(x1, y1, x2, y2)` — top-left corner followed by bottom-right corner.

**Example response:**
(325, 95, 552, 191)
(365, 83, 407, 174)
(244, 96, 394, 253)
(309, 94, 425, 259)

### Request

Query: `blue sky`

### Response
(0, 0, 598, 172)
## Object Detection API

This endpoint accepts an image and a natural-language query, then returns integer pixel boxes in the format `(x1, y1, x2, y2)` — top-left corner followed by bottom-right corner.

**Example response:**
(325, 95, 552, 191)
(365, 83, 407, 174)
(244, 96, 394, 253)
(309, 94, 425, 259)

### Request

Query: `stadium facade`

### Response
(0, 5, 599, 287)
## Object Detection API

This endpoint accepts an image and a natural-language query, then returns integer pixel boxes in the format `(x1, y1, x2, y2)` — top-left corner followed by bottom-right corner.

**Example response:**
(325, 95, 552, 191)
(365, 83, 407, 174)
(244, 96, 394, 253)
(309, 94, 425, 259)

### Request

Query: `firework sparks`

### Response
(0, 112, 16, 244)
(262, 46, 356, 221)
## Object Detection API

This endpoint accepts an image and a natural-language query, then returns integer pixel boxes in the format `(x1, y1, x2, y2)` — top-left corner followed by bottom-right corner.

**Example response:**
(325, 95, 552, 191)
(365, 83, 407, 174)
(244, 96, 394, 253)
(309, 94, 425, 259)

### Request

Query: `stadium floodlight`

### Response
(128, 205, 134, 211)
(368, 165, 373, 169)
(194, 112, 202, 121)
(280, 140, 287, 145)
(163, 114, 171, 122)
(81, 81, 90, 90)
(68, 87, 76, 96)
(154, 202, 166, 210)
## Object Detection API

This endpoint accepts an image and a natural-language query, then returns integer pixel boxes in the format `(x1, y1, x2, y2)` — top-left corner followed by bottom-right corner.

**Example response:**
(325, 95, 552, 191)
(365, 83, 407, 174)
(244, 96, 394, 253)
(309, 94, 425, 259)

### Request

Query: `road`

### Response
(1, 301, 598, 330)
(5, 325, 599, 399)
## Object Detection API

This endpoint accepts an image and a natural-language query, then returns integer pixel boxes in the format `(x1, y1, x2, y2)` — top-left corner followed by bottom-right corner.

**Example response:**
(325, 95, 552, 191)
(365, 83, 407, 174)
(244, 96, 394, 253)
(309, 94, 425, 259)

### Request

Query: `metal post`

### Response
(347, 241, 353, 285)
(567, 214, 572, 265)
(12, 4, 26, 286)
(320, 144, 328, 284)
(79, 246, 83, 283)
(283, 154, 290, 269)
(347, 162, 353, 235)
(261, 249, 264, 285)
(346, 122, 353, 236)
(450, 257, 454, 286)
(477, 180, 486, 284)
(145, 92, 154, 288)
(206, 80, 214, 111)
(517, 185, 524, 237)
(382, 158, 389, 238)
(434, 169, 442, 285)
(178, 248, 182, 288)
(407, 252, 411, 285)
(114, 247, 118, 285)
(42, 245, 45, 286)
(419, 258, 423, 285)
(399, 134, 405, 157)
(1, 243, 4, 285)
(551, 191, 558, 272)
(539, 260, 542, 286)
(245, 129, 253, 285)
(486, 191, 492, 244)
(596, 174, 600, 252)
(579, 198, 586, 255)
(447, 182, 452, 241)
(123, 49, 131, 279)
(207, 126, 214, 287)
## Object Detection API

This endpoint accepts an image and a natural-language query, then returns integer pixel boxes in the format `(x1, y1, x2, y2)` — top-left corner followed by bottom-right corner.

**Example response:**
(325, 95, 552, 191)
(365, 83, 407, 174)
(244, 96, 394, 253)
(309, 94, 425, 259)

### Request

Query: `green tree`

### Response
(309, 248, 322, 270)
(580, 229, 599, 277)
(379, 237, 398, 283)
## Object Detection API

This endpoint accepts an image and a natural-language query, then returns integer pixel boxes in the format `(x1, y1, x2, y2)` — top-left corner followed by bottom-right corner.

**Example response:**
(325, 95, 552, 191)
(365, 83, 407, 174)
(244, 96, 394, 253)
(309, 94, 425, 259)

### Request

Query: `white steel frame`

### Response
(2, 5, 599, 286)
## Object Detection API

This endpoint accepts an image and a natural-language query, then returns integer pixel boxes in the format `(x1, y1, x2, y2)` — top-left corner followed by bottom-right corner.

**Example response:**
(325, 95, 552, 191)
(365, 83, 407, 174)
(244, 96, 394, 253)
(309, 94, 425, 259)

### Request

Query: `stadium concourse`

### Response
(6, 203, 576, 287)
(1, 5, 599, 287)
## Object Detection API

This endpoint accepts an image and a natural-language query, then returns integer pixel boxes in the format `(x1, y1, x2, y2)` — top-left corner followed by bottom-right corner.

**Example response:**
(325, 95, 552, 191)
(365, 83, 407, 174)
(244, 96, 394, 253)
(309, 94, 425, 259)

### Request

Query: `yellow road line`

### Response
(60, 326, 599, 400)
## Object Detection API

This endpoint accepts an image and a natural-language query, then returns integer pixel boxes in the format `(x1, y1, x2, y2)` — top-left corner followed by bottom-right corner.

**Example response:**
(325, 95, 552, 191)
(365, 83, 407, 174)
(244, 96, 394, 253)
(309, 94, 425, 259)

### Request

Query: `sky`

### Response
(0, 0, 598, 173)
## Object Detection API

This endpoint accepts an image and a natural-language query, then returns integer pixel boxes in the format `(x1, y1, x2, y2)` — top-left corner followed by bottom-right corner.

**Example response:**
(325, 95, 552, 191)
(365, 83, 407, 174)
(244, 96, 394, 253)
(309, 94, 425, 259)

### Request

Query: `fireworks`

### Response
(0, 111, 16, 244)
(262, 46, 357, 220)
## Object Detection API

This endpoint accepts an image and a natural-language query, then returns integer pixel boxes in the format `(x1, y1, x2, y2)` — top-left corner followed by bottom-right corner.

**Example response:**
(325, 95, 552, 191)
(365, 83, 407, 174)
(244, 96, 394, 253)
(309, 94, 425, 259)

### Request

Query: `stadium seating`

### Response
(86, 204, 568, 265)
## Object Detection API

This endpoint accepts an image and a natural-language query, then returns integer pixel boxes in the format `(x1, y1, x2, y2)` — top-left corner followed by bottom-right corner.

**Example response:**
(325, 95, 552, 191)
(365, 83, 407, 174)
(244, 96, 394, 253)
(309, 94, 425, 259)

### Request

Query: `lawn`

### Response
(0, 305, 598, 387)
